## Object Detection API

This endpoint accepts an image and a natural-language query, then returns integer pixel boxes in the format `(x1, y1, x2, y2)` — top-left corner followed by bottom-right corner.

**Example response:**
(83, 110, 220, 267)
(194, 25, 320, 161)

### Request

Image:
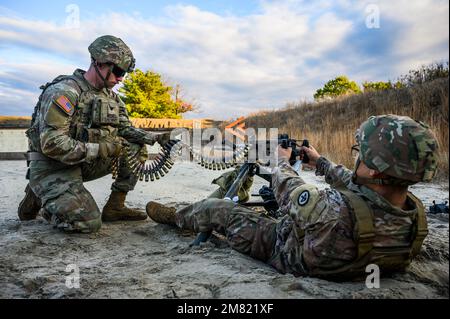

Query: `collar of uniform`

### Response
(347, 181, 418, 216)
(73, 68, 106, 93)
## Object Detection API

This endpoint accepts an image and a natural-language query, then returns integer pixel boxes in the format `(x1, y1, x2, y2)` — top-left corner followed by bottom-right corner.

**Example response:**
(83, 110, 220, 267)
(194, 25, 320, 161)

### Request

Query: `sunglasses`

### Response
(111, 64, 127, 78)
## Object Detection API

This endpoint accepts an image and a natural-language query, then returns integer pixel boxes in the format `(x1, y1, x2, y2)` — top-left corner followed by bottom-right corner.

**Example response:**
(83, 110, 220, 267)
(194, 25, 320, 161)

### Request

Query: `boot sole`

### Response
(145, 201, 176, 225)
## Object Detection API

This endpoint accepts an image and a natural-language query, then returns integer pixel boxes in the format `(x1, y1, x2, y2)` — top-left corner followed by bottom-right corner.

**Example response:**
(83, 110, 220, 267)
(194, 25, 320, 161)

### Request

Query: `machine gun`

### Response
(191, 134, 310, 246)
(278, 134, 310, 165)
(114, 132, 309, 246)
(222, 134, 309, 202)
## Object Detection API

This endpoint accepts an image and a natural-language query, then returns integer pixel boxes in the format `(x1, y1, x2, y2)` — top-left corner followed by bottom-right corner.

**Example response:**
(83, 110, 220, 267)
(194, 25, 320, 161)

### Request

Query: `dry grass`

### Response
(246, 78, 449, 180)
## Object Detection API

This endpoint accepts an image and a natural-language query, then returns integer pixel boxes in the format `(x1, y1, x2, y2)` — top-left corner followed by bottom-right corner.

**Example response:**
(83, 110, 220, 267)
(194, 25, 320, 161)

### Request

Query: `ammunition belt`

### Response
(116, 141, 250, 182)
(191, 144, 249, 171)
(112, 140, 180, 182)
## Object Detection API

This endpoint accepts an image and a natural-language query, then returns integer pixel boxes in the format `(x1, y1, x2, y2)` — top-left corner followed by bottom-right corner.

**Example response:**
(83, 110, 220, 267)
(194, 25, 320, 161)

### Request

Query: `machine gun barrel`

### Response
(223, 163, 254, 202)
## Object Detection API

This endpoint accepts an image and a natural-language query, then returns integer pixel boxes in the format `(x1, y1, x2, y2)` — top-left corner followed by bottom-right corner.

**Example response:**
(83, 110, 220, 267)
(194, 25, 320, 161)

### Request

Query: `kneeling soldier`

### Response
(18, 35, 170, 233)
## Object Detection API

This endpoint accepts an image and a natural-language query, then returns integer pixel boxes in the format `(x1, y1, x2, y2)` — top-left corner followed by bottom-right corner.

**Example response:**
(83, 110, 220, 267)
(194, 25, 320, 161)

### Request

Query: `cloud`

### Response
(376, 0, 449, 74)
(0, 0, 448, 119)
(0, 57, 77, 116)
(380, 1, 449, 52)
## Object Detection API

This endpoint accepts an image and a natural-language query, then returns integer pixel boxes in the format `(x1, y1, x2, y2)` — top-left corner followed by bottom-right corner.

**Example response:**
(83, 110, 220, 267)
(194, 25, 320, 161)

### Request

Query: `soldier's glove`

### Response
(153, 132, 172, 146)
(138, 146, 149, 163)
(98, 136, 123, 159)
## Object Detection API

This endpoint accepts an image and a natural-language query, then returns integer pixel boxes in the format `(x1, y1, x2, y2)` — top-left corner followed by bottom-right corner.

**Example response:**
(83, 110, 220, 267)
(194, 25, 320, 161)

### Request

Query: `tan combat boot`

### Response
(102, 191, 147, 221)
(18, 184, 41, 221)
(145, 201, 177, 226)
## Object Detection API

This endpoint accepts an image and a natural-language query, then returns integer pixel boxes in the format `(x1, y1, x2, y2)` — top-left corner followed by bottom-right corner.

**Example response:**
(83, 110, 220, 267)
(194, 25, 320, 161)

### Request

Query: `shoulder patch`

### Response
(54, 95, 74, 115)
(289, 184, 323, 224)
(298, 190, 310, 206)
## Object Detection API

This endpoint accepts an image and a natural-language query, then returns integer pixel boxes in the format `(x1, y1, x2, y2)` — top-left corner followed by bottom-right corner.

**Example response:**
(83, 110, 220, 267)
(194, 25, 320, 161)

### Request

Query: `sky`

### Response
(0, 0, 448, 120)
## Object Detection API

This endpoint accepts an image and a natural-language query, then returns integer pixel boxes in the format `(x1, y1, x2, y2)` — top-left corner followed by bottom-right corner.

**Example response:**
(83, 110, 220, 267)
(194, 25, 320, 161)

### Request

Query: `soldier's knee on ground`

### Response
(41, 189, 102, 233)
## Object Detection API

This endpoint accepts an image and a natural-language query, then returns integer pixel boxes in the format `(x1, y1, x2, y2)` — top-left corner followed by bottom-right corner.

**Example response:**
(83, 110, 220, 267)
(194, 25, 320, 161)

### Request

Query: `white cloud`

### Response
(380, 0, 448, 52)
(0, 58, 77, 115)
(376, 0, 449, 74)
(0, 84, 37, 115)
(0, 0, 448, 119)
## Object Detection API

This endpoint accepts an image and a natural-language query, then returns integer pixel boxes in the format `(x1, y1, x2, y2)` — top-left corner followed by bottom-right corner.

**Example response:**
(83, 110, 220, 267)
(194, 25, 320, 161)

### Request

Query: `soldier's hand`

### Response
(98, 137, 123, 159)
(301, 145, 320, 168)
(138, 146, 148, 163)
(277, 145, 292, 162)
(154, 132, 171, 146)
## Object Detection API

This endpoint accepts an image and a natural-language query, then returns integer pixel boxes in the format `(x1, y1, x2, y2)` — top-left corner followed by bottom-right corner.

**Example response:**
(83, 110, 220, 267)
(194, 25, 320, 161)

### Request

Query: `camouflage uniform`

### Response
(23, 36, 164, 233)
(172, 115, 438, 279)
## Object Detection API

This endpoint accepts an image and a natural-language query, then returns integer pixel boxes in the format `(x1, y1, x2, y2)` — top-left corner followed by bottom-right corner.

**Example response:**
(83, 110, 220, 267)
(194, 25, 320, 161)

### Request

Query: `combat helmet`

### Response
(354, 114, 438, 185)
(88, 35, 135, 73)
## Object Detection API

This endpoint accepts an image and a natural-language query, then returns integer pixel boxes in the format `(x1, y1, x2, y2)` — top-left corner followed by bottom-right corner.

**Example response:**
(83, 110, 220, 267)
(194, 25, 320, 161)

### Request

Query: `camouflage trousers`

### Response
(175, 169, 307, 276)
(29, 143, 145, 233)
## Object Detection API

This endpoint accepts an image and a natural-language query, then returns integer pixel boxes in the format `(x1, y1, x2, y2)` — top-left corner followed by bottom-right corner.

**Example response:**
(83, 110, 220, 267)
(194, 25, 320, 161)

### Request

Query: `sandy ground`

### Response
(0, 160, 448, 299)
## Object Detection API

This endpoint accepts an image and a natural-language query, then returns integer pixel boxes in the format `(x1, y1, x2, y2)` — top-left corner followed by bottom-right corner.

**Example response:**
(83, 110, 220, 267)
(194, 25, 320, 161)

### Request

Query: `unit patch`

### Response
(289, 184, 322, 224)
(298, 190, 310, 206)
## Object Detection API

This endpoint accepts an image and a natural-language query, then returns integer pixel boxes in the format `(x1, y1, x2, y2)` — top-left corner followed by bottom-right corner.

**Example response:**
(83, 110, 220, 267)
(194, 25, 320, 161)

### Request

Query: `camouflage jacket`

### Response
(270, 157, 421, 275)
(27, 69, 160, 165)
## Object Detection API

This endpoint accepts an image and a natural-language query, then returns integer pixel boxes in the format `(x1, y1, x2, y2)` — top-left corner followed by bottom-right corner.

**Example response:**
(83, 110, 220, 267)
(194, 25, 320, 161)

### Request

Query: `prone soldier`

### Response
(146, 115, 438, 279)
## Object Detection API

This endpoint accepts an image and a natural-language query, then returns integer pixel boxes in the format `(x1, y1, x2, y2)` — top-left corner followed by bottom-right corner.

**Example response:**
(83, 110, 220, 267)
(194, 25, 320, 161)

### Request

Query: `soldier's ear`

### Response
(369, 169, 387, 178)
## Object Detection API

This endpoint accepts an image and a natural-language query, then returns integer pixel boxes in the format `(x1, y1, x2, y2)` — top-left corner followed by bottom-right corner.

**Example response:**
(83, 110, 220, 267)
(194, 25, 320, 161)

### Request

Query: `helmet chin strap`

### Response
(92, 59, 113, 89)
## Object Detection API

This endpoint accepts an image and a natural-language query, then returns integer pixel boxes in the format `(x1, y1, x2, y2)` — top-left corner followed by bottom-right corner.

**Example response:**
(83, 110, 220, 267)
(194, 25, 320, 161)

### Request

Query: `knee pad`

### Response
(42, 187, 101, 233)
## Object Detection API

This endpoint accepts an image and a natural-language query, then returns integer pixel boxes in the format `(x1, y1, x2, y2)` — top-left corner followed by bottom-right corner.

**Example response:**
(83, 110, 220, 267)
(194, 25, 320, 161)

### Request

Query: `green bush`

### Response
(314, 76, 362, 100)
(362, 81, 403, 92)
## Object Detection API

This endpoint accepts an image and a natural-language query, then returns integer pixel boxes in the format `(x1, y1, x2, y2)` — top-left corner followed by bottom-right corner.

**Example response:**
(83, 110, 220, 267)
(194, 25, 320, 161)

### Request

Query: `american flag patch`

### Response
(54, 95, 74, 114)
